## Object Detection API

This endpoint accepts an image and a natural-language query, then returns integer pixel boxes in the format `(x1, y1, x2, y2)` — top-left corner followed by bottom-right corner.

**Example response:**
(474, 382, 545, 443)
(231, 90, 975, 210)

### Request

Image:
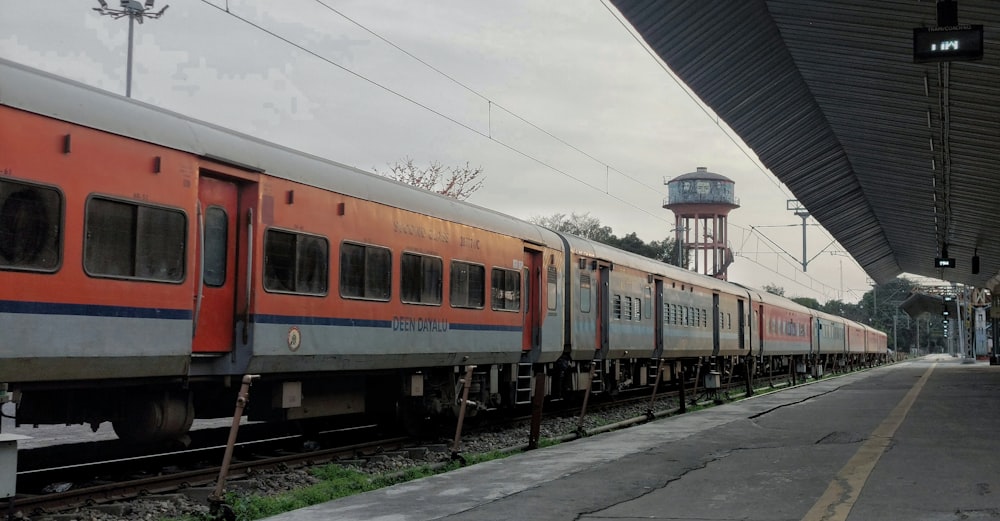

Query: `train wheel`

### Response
(113, 391, 195, 444)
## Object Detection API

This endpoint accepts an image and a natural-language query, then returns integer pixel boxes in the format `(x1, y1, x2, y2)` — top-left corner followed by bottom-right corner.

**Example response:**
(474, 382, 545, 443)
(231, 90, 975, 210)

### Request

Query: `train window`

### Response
(613, 295, 622, 320)
(84, 197, 185, 282)
(580, 274, 591, 313)
(203, 207, 228, 287)
(263, 229, 328, 295)
(450, 261, 485, 308)
(491, 268, 520, 311)
(340, 242, 391, 300)
(0, 178, 62, 272)
(644, 287, 652, 317)
(401, 252, 442, 305)
(635, 297, 641, 321)
(546, 266, 557, 311)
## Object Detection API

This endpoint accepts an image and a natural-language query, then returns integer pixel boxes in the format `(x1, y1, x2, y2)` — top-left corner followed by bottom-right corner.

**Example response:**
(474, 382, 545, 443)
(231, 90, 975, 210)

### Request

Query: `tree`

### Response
(530, 212, 614, 243)
(763, 283, 785, 297)
(373, 157, 485, 201)
(791, 297, 821, 310)
(528, 212, 684, 267)
(856, 277, 916, 351)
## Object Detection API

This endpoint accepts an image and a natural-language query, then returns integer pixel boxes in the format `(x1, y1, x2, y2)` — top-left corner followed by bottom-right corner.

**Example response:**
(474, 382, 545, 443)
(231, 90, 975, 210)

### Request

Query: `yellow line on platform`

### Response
(800, 363, 936, 521)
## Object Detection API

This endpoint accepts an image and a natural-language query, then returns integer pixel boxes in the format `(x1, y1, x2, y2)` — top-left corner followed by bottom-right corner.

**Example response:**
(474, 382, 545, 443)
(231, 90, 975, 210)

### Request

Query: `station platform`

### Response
(265, 355, 1000, 521)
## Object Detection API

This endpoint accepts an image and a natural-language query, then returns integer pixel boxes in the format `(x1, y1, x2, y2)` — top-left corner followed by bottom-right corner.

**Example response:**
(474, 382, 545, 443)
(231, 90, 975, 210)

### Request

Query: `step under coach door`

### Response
(193, 174, 239, 353)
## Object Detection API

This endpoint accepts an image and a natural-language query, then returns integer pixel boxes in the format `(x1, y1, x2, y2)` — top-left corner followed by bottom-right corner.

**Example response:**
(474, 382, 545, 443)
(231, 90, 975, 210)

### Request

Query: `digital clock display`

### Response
(913, 25, 983, 63)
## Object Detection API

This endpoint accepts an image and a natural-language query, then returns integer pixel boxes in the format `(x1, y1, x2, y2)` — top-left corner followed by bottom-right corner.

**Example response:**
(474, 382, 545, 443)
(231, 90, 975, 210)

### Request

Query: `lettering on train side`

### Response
(0, 168, 12, 176)
(460, 236, 481, 249)
(392, 316, 450, 332)
(392, 221, 449, 244)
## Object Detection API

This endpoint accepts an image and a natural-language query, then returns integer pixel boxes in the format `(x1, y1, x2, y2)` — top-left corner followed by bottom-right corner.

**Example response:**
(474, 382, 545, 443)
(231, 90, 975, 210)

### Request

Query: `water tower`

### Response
(663, 167, 739, 279)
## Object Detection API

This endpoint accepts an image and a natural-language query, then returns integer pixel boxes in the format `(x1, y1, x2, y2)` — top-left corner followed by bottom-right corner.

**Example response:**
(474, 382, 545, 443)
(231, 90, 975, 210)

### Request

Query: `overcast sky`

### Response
(0, 0, 877, 303)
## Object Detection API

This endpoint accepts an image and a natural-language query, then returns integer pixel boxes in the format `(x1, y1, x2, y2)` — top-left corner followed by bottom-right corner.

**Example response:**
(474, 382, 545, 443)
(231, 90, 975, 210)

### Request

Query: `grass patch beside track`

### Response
(210, 451, 508, 521)
(193, 363, 902, 521)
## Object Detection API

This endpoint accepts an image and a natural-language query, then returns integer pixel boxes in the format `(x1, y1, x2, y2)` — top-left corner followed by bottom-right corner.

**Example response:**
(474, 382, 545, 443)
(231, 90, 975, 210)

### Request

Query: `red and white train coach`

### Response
(0, 59, 889, 443)
(0, 59, 565, 440)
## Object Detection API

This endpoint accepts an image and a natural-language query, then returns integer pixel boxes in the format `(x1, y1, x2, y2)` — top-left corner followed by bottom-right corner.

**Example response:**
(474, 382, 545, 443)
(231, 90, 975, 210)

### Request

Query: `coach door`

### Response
(712, 293, 721, 356)
(193, 175, 239, 353)
(653, 279, 664, 358)
(596, 263, 611, 355)
(522, 249, 542, 351)
(737, 299, 747, 351)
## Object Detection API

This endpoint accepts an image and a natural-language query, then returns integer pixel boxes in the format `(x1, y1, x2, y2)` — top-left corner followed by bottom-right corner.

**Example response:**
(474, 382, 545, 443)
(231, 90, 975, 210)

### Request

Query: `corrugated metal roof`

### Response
(611, 0, 1000, 289)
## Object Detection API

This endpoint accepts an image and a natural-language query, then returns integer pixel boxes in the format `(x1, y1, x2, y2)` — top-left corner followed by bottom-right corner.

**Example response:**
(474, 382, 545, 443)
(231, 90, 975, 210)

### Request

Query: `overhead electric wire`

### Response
(198, 0, 852, 299)
(598, 0, 854, 264)
(197, 0, 673, 225)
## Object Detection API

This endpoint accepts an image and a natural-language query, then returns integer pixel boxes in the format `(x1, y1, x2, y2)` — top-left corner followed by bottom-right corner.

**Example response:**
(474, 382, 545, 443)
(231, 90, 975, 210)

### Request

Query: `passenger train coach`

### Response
(0, 59, 889, 443)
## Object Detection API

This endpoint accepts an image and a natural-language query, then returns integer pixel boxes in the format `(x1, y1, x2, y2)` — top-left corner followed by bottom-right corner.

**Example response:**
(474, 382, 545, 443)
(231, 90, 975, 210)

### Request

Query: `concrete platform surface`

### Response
(264, 355, 1000, 521)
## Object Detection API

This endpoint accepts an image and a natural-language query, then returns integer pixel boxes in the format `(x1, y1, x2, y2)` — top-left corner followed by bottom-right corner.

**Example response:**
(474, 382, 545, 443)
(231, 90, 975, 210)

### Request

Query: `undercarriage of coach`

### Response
(3, 351, 892, 444)
(10, 383, 197, 444)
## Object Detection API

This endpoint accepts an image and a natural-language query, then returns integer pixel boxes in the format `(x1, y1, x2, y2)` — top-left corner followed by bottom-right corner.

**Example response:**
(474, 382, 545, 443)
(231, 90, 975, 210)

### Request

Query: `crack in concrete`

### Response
(570, 453, 730, 521)
(814, 431, 866, 445)
(747, 387, 841, 420)
(953, 507, 1000, 519)
(565, 445, 797, 521)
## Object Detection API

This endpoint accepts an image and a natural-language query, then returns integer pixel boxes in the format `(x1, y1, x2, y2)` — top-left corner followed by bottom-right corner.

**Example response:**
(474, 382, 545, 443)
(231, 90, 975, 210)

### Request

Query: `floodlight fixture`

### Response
(93, 0, 169, 97)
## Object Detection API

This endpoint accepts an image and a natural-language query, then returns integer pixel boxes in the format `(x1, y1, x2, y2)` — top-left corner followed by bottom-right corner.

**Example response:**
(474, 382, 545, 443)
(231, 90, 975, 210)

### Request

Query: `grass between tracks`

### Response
(182, 380, 787, 521)
(180, 370, 874, 520)
(190, 449, 516, 521)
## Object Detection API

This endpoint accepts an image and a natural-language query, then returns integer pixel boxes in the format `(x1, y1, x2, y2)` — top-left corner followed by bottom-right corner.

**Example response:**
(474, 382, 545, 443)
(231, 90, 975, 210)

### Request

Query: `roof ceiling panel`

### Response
(611, 0, 1000, 288)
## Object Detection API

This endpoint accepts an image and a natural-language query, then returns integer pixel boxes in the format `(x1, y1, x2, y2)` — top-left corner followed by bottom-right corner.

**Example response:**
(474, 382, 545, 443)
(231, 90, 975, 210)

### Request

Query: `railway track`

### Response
(8, 368, 840, 518)
(13, 430, 415, 516)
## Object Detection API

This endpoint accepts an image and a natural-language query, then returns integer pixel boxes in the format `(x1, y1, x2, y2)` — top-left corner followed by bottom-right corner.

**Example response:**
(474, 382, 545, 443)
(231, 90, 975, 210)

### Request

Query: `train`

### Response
(0, 58, 889, 443)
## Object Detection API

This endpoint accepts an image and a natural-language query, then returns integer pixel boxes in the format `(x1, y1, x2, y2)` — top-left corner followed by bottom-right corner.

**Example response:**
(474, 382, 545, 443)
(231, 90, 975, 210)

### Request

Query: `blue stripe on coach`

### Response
(0, 299, 192, 320)
(253, 314, 521, 332)
(253, 314, 392, 328)
(448, 323, 522, 332)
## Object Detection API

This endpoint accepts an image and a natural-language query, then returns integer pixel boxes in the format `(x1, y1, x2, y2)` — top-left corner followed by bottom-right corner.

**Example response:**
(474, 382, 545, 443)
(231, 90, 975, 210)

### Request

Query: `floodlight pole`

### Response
(126, 14, 135, 97)
(93, 1, 169, 98)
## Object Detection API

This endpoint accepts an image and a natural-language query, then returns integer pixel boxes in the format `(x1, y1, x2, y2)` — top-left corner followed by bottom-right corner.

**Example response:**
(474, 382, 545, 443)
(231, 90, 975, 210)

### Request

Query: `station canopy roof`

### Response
(610, 1, 1000, 290)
